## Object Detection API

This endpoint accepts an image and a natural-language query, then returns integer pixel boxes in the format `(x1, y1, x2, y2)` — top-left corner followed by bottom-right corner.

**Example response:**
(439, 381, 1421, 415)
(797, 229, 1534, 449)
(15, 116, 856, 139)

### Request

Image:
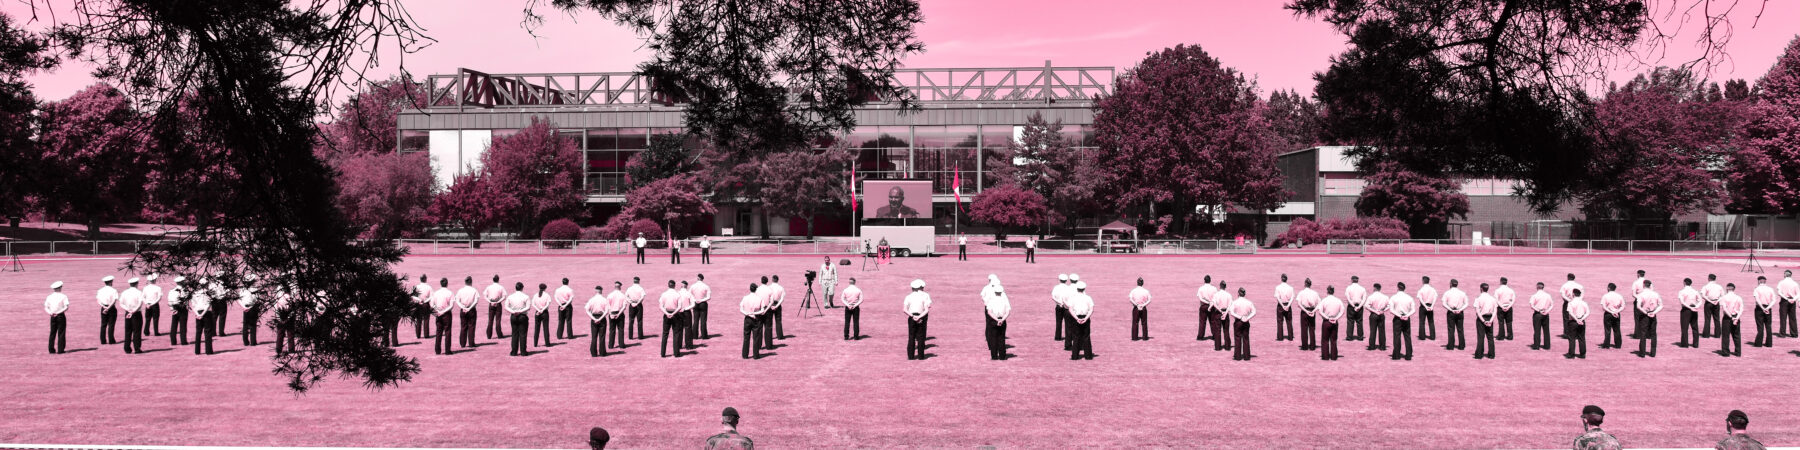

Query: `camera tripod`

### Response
(1742, 247, 1764, 274)
(796, 281, 825, 317)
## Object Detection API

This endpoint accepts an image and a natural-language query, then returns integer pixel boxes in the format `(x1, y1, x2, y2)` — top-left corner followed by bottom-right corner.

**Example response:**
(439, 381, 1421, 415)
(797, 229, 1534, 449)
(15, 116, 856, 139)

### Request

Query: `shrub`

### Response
(1273, 217, 1410, 248)
(594, 215, 666, 241)
(541, 218, 581, 248)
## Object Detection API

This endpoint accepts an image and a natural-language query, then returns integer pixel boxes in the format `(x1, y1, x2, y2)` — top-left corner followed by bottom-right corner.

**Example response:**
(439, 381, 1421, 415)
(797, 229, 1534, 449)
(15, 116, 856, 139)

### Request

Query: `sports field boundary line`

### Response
(2, 444, 1792, 450)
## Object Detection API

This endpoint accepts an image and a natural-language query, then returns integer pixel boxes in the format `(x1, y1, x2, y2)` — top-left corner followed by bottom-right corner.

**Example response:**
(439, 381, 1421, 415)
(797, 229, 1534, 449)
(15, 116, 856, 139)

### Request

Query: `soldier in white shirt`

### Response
(1559, 273, 1582, 340)
(1678, 278, 1704, 347)
(190, 278, 215, 355)
(1024, 236, 1036, 263)
(840, 278, 863, 340)
(238, 280, 261, 347)
(585, 285, 610, 357)
(1495, 277, 1517, 340)
(1778, 270, 1799, 338)
(1345, 276, 1368, 341)
(167, 276, 189, 346)
(1564, 288, 1589, 359)
(554, 278, 576, 340)
(1442, 279, 1470, 350)
(457, 277, 481, 348)
(1364, 283, 1389, 351)
(431, 278, 455, 355)
(1229, 288, 1256, 361)
(210, 276, 231, 337)
(1752, 276, 1776, 348)
(119, 278, 146, 354)
(45, 281, 69, 354)
(1388, 282, 1416, 360)
(1211, 281, 1235, 351)
(97, 276, 119, 345)
(1129, 278, 1153, 341)
(957, 233, 969, 261)
(904, 279, 932, 360)
(1719, 283, 1745, 357)
(757, 276, 775, 349)
(693, 274, 713, 338)
(740, 283, 765, 359)
(1630, 270, 1649, 339)
(985, 281, 1011, 360)
(1196, 275, 1217, 341)
(1296, 279, 1321, 351)
(504, 282, 531, 356)
(634, 233, 649, 264)
(142, 274, 163, 337)
(485, 275, 507, 340)
(659, 280, 685, 358)
(679, 281, 697, 351)
(606, 282, 628, 349)
(1416, 276, 1438, 341)
(699, 235, 712, 264)
(1473, 283, 1499, 359)
(531, 283, 553, 348)
(410, 274, 432, 339)
(1274, 274, 1295, 342)
(1066, 281, 1096, 360)
(1529, 281, 1555, 350)
(669, 237, 682, 264)
(1635, 280, 1663, 357)
(1054, 274, 1072, 343)
(1318, 286, 1344, 360)
(1702, 274, 1725, 338)
(1599, 283, 1625, 349)
(626, 277, 647, 339)
(768, 275, 788, 340)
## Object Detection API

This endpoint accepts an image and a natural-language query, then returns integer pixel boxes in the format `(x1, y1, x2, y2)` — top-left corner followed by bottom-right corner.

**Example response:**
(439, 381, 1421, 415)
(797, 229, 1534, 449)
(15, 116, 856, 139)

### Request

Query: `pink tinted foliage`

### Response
(317, 76, 428, 161)
(333, 152, 437, 239)
(620, 174, 715, 238)
(1581, 67, 1755, 219)
(1354, 160, 1470, 237)
(35, 83, 149, 234)
(987, 112, 1100, 221)
(429, 172, 516, 241)
(480, 117, 583, 236)
(969, 184, 1051, 236)
(1729, 37, 1800, 214)
(540, 218, 581, 248)
(1272, 217, 1410, 248)
(758, 149, 849, 238)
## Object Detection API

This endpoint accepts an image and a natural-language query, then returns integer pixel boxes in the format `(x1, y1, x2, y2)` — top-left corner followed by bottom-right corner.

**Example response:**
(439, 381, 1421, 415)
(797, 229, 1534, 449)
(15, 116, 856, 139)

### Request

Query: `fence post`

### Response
(93, 241, 99, 254)
(1587, 240, 1593, 255)
(1628, 241, 1634, 254)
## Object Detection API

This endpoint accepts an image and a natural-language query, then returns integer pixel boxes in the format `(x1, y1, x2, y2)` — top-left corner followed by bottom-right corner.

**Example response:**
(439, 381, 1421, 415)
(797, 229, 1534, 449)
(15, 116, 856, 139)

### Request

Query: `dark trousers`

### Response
(1754, 308, 1773, 347)
(1197, 306, 1211, 340)
(413, 308, 429, 338)
(1131, 307, 1150, 340)
(509, 313, 529, 356)
(241, 306, 260, 346)
(1781, 300, 1797, 337)
(434, 313, 453, 354)
(907, 316, 927, 359)
(1565, 322, 1586, 358)
(1531, 312, 1552, 349)
(1321, 320, 1339, 360)
(1367, 315, 1387, 350)
(1390, 317, 1412, 359)
(958, 244, 967, 261)
(843, 306, 861, 339)
(1445, 311, 1466, 349)
(1601, 313, 1621, 348)
(629, 304, 645, 338)
(556, 306, 573, 339)
(533, 311, 552, 347)
(590, 319, 609, 356)
(1720, 318, 1742, 356)
(194, 312, 214, 355)
(1560, 305, 1571, 338)
(1212, 309, 1233, 350)
(701, 248, 711, 264)
(1232, 321, 1252, 360)
(1346, 306, 1364, 340)
(279, 321, 295, 354)
(660, 315, 684, 357)
(1637, 315, 1659, 356)
(487, 303, 506, 338)
(1633, 308, 1647, 338)
(742, 316, 762, 359)
(985, 315, 1005, 359)
(1419, 309, 1436, 340)
(123, 314, 143, 354)
(671, 248, 680, 264)
(384, 316, 400, 347)
(636, 248, 646, 264)
(1054, 304, 1067, 341)
(169, 307, 189, 346)
(1498, 308, 1514, 340)
(1025, 248, 1035, 263)
(761, 312, 774, 349)
(145, 304, 161, 336)
(461, 308, 478, 347)
(1069, 318, 1094, 359)
(680, 310, 695, 349)
(772, 304, 785, 338)
(609, 315, 626, 348)
(48, 313, 67, 354)
(1475, 320, 1496, 358)
(1704, 302, 1720, 337)
(1680, 308, 1701, 346)
(1300, 313, 1317, 349)
(100, 308, 117, 344)
(214, 301, 228, 335)
(695, 302, 710, 337)
(1275, 306, 1293, 341)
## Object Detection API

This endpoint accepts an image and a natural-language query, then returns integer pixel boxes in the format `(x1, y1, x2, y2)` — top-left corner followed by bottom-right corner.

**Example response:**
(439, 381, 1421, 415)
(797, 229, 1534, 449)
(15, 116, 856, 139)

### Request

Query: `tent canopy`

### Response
(1098, 220, 1135, 232)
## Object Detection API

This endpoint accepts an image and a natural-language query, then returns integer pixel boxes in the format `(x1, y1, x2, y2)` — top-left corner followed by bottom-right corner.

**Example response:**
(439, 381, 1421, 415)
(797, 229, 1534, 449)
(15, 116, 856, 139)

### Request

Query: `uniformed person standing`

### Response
(1364, 284, 1389, 351)
(693, 274, 713, 337)
(504, 283, 531, 356)
(45, 281, 69, 354)
(669, 237, 681, 264)
(984, 280, 1011, 360)
(634, 233, 648, 264)
(1565, 288, 1589, 359)
(757, 276, 775, 349)
(1442, 280, 1469, 350)
(1388, 282, 1415, 360)
(1751, 276, 1776, 348)
(532, 283, 553, 347)
(1129, 278, 1152, 341)
(1345, 276, 1367, 341)
(1416, 276, 1438, 341)
(1196, 275, 1217, 341)
(1273, 274, 1294, 342)
(412, 274, 433, 339)
(740, 284, 765, 359)
(607, 282, 628, 349)
(1715, 410, 1765, 450)
(167, 276, 189, 346)
(1495, 277, 1517, 340)
(840, 278, 863, 340)
(1678, 278, 1703, 347)
(211, 276, 230, 336)
(958, 234, 968, 261)
(142, 274, 163, 336)
(585, 285, 609, 357)
(274, 287, 298, 352)
(1318, 286, 1343, 360)
(485, 275, 507, 339)
(1024, 236, 1036, 263)
(767, 275, 787, 340)
(1067, 281, 1095, 360)
(1473, 283, 1498, 359)
(904, 279, 932, 360)
(191, 278, 214, 355)
(554, 279, 576, 340)
(457, 277, 481, 348)
(1560, 274, 1582, 340)
(1054, 274, 1072, 342)
(1635, 280, 1662, 357)
(626, 277, 646, 339)
(1719, 283, 1744, 357)
(1631, 270, 1649, 339)
(1778, 270, 1799, 338)
(1297, 279, 1320, 351)
(1599, 283, 1625, 349)
(1229, 288, 1256, 361)
(119, 278, 145, 354)
(238, 279, 261, 346)
(1530, 282, 1554, 350)
(1702, 274, 1725, 338)
(679, 281, 697, 351)
(431, 278, 455, 355)
(699, 235, 712, 264)
(97, 276, 119, 345)
(659, 280, 684, 358)
(1211, 281, 1234, 351)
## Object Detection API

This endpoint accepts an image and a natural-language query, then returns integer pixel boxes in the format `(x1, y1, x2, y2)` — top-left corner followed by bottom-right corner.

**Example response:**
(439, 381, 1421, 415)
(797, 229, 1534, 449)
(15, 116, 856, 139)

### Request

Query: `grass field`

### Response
(3, 253, 1798, 449)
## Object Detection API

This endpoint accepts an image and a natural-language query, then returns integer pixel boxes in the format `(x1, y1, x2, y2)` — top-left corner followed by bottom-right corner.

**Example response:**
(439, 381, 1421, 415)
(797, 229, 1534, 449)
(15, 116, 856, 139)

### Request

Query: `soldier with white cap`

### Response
(238, 276, 261, 346)
(904, 279, 932, 360)
(1129, 277, 1153, 341)
(1065, 273, 1082, 351)
(984, 277, 1011, 360)
(1067, 281, 1096, 360)
(45, 281, 69, 354)
(190, 278, 214, 355)
(1052, 274, 1071, 342)
(485, 275, 507, 340)
(142, 274, 163, 336)
(585, 285, 610, 357)
(1196, 275, 1218, 341)
(119, 277, 145, 354)
(166, 276, 189, 346)
(840, 277, 863, 340)
(96, 276, 119, 345)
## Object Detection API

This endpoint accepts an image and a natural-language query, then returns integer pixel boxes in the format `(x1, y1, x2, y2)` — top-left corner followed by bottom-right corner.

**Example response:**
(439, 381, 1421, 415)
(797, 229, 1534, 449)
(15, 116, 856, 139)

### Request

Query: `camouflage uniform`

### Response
(1573, 427, 1622, 450)
(705, 430, 754, 449)
(1716, 433, 1766, 450)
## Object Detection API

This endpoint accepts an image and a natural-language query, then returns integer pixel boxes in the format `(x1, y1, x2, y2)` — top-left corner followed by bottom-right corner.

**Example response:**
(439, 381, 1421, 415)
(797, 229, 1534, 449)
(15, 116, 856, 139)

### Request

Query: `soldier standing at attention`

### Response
(191, 279, 214, 355)
(767, 275, 787, 340)
(431, 278, 455, 355)
(504, 283, 531, 356)
(1229, 288, 1256, 361)
(1318, 286, 1344, 360)
(1024, 236, 1036, 263)
(1778, 270, 1799, 338)
(1297, 279, 1320, 351)
(693, 274, 713, 338)
(958, 233, 968, 261)
(167, 277, 189, 346)
(97, 276, 119, 345)
(585, 285, 610, 357)
(1529, 282, 1554, 350)
(1388, 282, 1416, 360)
(841, 278, 863, 340)
(679, 281, 698, 351)
(740, 284, 765, 359)
(626, 277, 647, 340)
(1472, 283, 1498, 360)
(1053, 274, 1071, 343)
(904, 279, 932, 360)
(1364, 283, 1390, 352)
(984, 281, 1011, 360)
(670, 236, 681, 264)
(142, 274, 163, 336)
(1067, 281, 1096, 360)
(1211, 281, 1235, 351)
(1600, 283, 1625, 349)
(412, 274, 433, 339)
(1719, 283, 1745, 357)
(1631, 270, 1649, 339)
(1442, 280, 1470, 350)
(531, 283, 554, 348)
(485, 275, 507, 339)
(119, 278, 145, 354)
(819, 258, 838, 308)
(45, 281, 69, 354)
(1572, 405, 1621, 450)
(634, 232, 648, 264)
(1635, 280, 1663, 357)
(607, 282, 628, 349)
(555, 279, 576, 340)
(211, 276, 230, 337)
(1560, 274, 1583, 340)
(1679, 278, 1703, 347)
(1345, 276, 1367, 341)
(1751, 276, 1776, 348)
(1702, 274, 1725, 338)
(238, 278, 261, 346)
(1274, 274, 1295, 342)
(1196, 275, 1217, 341)
(457, 277, 481, 349)
(1129, 277, 1153, 341)
(1416, 276, 1438, 341)
(1495, 277, 1517, 340)
(699, 235, 712, 264)
(1715, 410, 1765, 450)
(1565, 288, 1590, 359)
(659, 280, 684, 358)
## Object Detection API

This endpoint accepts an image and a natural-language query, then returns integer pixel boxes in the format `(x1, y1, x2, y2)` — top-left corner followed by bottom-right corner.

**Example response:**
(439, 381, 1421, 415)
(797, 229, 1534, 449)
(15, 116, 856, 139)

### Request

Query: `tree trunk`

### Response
(805, 214, 816, 240)
(87, 219, 101, 240)
(469, 228, 483, 249)
(758, 204, 771, 239)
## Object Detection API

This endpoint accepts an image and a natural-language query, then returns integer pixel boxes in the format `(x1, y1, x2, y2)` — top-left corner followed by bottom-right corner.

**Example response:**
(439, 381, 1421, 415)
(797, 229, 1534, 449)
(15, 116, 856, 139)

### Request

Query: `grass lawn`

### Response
(2, 253, 1796, 448)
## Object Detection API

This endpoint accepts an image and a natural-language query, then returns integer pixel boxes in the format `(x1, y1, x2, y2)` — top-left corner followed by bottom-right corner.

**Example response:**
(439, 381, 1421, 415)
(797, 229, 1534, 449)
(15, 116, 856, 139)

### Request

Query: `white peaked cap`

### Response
(911, 279, 925, 289)
(127, 277, 140, 284)
(102, 275, 115, 282)
(51, 281, 63, 289)
(1074, 281, 1087, 290)
(1058, 274, 1069, 281)
(173, 276, 186, 283)
(146, 274, 158, 281)
(1070, 274, 1080, 281)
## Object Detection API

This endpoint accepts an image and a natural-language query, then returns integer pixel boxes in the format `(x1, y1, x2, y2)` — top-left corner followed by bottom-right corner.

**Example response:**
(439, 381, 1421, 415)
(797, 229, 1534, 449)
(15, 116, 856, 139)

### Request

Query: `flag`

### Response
(849, 165, 859, 214)
(952, 165, 964, 213)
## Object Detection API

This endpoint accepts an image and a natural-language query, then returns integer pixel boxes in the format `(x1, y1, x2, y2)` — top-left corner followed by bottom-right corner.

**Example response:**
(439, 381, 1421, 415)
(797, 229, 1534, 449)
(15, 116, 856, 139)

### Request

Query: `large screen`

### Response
(863, 180, 933, 219)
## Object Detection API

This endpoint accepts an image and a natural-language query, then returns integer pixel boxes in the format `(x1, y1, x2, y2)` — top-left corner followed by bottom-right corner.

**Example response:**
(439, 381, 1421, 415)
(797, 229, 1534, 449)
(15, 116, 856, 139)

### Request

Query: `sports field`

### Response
(3, 253, 1797, 448)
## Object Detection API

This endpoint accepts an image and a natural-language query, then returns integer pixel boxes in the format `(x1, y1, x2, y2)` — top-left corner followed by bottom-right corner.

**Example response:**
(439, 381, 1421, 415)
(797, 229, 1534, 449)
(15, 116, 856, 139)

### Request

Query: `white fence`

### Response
(1324, 239, 1796, 256)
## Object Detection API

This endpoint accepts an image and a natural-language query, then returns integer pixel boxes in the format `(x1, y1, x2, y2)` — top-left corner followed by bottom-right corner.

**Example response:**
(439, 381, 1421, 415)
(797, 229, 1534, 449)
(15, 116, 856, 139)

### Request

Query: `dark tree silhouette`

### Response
(480, 118, 584, 237)
(985, 112, 1101, 228)
(1729, 36, 1800, 214)
(1354, 160, 1471, 239)
(0, 12, 55, 224)
(35, 83, 149, 238)
(624, 132, 696, 189)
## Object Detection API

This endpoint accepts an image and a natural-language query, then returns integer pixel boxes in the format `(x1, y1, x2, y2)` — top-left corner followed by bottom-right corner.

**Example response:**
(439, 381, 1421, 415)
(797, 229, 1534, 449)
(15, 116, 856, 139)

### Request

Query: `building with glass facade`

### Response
(397, 64, 1111, 236)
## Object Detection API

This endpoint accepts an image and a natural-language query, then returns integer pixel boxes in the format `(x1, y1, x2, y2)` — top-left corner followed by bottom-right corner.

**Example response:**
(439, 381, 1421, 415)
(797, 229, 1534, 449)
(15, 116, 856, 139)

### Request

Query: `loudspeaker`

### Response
(839, 259, 852, 265)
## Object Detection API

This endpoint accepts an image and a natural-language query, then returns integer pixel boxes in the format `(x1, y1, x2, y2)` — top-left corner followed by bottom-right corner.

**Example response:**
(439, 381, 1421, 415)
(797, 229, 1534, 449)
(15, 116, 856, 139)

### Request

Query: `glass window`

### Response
(586, 129, 617, 150)
(399, 130, 429, 153)
(616, 128, 649, 150)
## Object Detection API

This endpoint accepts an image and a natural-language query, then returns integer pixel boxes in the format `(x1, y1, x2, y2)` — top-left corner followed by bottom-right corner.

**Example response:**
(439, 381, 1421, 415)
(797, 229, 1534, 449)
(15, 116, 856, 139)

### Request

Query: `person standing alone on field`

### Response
(1129, 277, 1152, 341)
(635, 232, 648, 264)
(45, 281, 68, 354)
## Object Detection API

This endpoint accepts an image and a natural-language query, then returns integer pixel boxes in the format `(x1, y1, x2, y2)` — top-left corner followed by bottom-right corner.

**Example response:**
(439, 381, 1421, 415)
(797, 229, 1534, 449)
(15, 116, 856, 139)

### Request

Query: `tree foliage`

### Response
(480, 118, 584, 237)
(35, 83, 149, 237)
(1092, 44, 1288, 233)
(624, 132, 695, 189)
(1353, 160, 1470, 238)
(1264, 88, 1323, 152)
(1729, 36, 1800, 214)
(0, 12, 55, 221)
(619, 174, 715, 238)
(1272, 217, 1410, 248)
(1579, 67, 1754, 220)
(969, 184, 1050, 238)
(985, 112, 1101, 225)
(759, 149, 851, 239)
(334, 152, 437, 239)
(430, 172, 516, 241)
(318, 76, 428, 161)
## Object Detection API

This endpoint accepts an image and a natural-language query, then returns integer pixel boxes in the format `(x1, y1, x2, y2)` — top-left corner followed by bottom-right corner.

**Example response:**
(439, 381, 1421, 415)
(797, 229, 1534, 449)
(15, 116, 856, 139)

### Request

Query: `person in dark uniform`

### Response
(1571, 405, 1620, 449)
(45, 281, 69, 354)
(704, 407, 754, 449)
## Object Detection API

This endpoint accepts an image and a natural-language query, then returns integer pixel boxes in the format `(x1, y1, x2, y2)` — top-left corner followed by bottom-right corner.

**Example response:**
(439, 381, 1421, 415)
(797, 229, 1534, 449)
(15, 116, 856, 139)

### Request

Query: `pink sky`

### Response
(8, 0, 1798, 104)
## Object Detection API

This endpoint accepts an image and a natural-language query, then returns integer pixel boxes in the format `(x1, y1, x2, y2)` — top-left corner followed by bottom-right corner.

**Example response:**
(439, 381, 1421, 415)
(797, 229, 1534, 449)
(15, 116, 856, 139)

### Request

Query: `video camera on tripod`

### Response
(797, 270, 823, 317)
